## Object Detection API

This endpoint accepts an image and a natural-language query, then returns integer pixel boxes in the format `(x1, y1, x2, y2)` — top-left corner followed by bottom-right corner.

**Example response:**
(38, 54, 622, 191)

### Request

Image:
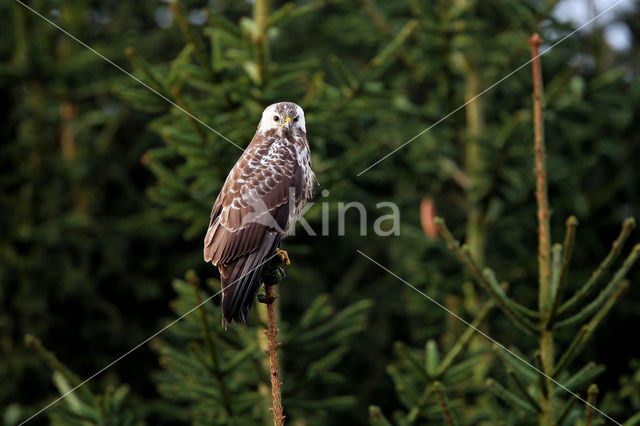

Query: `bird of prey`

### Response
(204, 102, 315, 327)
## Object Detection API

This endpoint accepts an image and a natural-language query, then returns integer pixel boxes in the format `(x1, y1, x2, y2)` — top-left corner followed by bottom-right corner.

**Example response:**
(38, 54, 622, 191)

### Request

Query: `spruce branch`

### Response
(585, 384, 599, 426)
(462, 54, 488, 264)
(533, 353, 548, 399)
(329, 54, 359, 90)
(387, 364, 421, 403)
(188, 342, 215, 373)
(550, 243, 563, 298)
(257, 249, 289, 426)
(436, 293, 497, 376)
(268, 2, 295, 26)
(425, 340, 440, 377)
(357, 19, 418, 86)
(186, 271, 233, 416)
(357, 0, 415, 69)
(434, 382, 458, 426)
(442, 355, 487, 383)
(265, 283, 285, 425)
(266, 1, 325, 28)
(530, 32, 554, 424)
(486, 378, 537, 414)
(557, 236, 639, 329)
(222, 342, 260, 374)
(367, 19, 418, 73)
(171, 86, 208, 142)
(435, 217, 539, 333)
(252, 0, 271, 86)
(481, 267, 540, 323)
(587, 278, 631, 328)
(556, 275, 631, 330)
(169, 2, 214, 79)
(556, 395, 580, 425)
(394, 341, 430, 380)
(553, 326, 590, 375)
(508, 369, 543, 413)
(559, 218, 636, 315)
(124, 47, 166, 92)
(530, 32, 552, 313)
(369, 405, 393, 426)
(623, 412, 640, 426)
(406, 387, 434, 424)
(330, 17, 417, 112)
(25, 334, 94, 403)
(96, 394, 108, 425)
(562, 363, 605, 394)
(280, 1, 325, 23)
(206, 11, 241, 38)
(493, 345, 537, 383)
(547, 216, 578, 327)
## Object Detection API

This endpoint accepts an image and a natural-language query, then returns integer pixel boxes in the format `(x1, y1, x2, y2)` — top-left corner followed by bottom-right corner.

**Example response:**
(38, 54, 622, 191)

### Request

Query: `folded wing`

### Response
(204, 134, 303, 325)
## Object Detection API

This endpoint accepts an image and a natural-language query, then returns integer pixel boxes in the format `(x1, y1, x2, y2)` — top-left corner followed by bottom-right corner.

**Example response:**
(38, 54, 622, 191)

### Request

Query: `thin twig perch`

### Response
(265, 283, 285, 425)
(260, 249, 289, 425)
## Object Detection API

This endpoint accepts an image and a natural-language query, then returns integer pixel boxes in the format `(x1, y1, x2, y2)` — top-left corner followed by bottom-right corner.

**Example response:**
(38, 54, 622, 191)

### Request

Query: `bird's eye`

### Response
(294, 117, 299, 123)
(273, 116, 279, 122)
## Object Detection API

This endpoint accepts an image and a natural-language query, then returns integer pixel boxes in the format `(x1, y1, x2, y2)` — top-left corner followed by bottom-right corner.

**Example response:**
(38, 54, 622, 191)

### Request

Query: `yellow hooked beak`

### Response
(284, 116, 293, 132)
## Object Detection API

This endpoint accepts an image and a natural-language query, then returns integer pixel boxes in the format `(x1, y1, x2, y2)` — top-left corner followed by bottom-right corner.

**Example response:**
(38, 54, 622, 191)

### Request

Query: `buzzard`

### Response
(204, 102, 315, 327)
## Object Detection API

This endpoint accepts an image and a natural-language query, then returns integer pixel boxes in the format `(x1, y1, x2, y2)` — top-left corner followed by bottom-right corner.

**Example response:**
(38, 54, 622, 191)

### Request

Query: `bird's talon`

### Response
(275, 248, 290, 266)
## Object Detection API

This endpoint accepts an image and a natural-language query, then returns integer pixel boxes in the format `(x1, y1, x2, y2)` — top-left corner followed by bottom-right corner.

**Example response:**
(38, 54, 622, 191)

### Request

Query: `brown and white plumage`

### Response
(204, 102, 315, 327)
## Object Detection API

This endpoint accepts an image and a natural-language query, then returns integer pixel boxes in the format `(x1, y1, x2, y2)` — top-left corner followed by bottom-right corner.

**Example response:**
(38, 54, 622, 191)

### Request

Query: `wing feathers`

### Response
(220, 232, 281, 326)
(205, 129, 309, 326)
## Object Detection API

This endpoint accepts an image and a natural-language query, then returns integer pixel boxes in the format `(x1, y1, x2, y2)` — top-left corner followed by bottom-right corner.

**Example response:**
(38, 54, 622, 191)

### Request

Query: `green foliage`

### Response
(3, 0, 640, 425)
(362, 1, 640, 421)
(147, 272, 372, 424)
(23, 335, 139, 426)
(0, 2, 188, 419)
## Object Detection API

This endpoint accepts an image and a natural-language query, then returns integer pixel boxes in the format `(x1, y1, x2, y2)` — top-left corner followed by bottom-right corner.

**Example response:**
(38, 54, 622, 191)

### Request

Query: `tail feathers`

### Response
(219, 232, 282, 327)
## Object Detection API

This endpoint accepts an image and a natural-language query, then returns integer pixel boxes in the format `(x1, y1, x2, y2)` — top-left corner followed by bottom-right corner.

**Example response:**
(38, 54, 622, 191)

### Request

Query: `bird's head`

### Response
(257, 102, 306, 137)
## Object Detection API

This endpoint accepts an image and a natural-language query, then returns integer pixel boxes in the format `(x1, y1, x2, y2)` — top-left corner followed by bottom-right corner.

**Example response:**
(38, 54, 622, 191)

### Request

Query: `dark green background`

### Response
(2, 1, 640, 425)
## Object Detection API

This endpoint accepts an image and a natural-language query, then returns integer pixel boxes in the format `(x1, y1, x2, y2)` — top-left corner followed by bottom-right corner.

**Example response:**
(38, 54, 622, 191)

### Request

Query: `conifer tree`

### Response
(4, 1, 640, 425)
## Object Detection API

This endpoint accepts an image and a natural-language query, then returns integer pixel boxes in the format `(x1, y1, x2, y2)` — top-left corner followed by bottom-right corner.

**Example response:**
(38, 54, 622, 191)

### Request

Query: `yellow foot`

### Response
(275, 248, 290, 266)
